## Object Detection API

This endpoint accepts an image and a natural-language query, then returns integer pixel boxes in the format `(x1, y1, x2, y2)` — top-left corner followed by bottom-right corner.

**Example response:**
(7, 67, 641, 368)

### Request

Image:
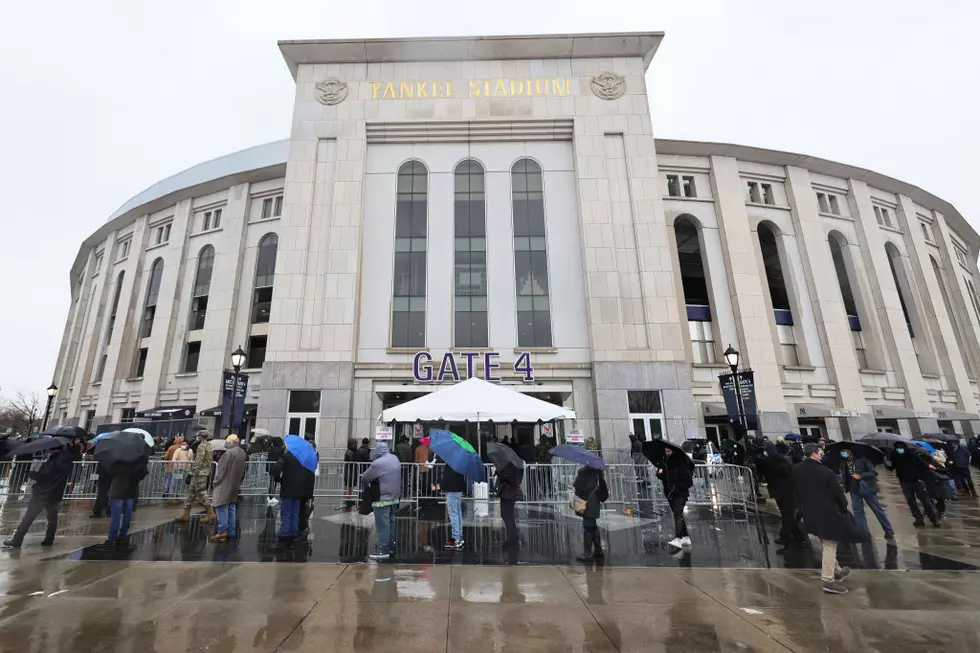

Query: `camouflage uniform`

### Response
(184, 440, 214, 509)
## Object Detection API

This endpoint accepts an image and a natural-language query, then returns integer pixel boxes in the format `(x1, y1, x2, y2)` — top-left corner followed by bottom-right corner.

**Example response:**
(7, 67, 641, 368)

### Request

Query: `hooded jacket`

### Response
(360, 442, 401, 502)
(29, 449, 77, 501)
(888, 448, 930, 483)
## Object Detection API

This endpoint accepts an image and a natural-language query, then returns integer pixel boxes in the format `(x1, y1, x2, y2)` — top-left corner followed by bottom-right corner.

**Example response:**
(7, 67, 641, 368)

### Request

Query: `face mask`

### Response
(840, 452, 849, 459)
(895, 448, 905, 454)
(181, 444, 189, 450)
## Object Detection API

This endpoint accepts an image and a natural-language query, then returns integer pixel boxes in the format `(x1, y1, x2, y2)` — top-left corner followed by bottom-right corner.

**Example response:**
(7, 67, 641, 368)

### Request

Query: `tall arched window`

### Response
(674, 216, 715, 363)
(95, 270, 125, 382)
(454, 160, 488, 347)
(885, 244, 915, 338)
(246, 233, 278, 369)
(931, 256, 978, 377)
(190, 246, 214, 330)
(828, 233, 868, 368)
(966, 279, 980, 326)
(512, 158, 552, 348)
(757, 222, 798, 365)
(391, 161, 428, 348)
(140, 258, 164, 338)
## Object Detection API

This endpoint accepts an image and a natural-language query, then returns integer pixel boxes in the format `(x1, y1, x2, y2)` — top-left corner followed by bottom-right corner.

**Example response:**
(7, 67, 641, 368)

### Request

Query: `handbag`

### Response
(570, 482, 598, 516)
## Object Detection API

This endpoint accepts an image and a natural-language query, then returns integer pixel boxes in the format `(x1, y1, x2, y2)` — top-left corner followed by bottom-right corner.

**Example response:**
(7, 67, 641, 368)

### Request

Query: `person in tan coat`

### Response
(209, 436, 247, 542)
(164, 437, 184, 499)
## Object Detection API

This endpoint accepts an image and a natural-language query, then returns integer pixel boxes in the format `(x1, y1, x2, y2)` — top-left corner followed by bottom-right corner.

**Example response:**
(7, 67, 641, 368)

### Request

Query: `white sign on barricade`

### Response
(566, 428, 584, 444)
(375, 426, 393, 441)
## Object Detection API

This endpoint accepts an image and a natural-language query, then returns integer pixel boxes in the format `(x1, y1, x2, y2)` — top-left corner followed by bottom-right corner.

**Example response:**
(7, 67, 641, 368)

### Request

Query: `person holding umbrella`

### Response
(885, 441, 939, 527)
(2, 437, 81, 549)
(551, 444, 608, 558)
(271, 435, 319, 547)
(419, 430, 486, 550)
(825, 442, 894, 540)
(176, 427, 216, 524)
(88, 430, 152, 547)
(487, 440, 525, 551)
(755, 440, 807, 550)
(643, 440, 694, 550)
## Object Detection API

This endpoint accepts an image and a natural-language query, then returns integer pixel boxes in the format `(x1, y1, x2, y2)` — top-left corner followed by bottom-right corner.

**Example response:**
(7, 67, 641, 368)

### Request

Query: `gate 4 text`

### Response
(413, 351, 535, 383)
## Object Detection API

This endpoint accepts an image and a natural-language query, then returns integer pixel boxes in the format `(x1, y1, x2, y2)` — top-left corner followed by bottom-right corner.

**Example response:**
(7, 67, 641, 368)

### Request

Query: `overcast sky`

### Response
(1, 0, 977, 399)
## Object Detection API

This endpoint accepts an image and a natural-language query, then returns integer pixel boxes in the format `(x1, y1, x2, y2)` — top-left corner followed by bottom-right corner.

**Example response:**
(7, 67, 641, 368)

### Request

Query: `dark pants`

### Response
(774, 492, 807, 543)
(279, 498, 301, 537)
(952, 466, 977, 494)
(93, 474, 110, 516)
(900, 480, 937, 523)
(668, 493, 689, 538)
(10, 495, 60, 546)
(500, 499, 519, 545)
(299, 498, 313, 532)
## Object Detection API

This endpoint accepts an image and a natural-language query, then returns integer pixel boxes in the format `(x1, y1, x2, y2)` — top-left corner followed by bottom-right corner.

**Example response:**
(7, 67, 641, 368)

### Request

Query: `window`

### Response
(120, 408, 136, 423)
(454, 160, 488, 347)
(101, 271, 125, 366)
(682, 176, 696, 198)
(816, 193, 830, 214)
(759, 223, 798, 365)
(954, 246, 969, 267)
(154, 222, 172, 245)
(202, 208, 222, 231)
(627, 390, 665, 441)
(777, 324, 800, 366)
(289, 390, 320, 413)
(93, 251, 104, 274)
(747, 182, 761, 203)
(931, 257, 977, 377)
(118, 239, 131, 260)
(246, 335, 267, 369)
(762, 183, 775, 205)
(132, 347, 148, 377)
(828, 235, 859, 321)
(828, 195, 840, 215)
(666, 174, 696, 198)
(512, 159, 553, 348)
(873, 205, 892, 228)
(886, 244, 915, 337)
(94, 355, 107, 383)
(189, 246, 214, 330)
(852, 330, 869, 369)
(83, 410, 96, 432)
(251, 234, 278, 324)
(921, 222, 934, 242)
(667, 174, 681, 197)
(391, 161, 428, 348)
(261, 195, 284, 220)
(816, 192, 842, 215)
(140, 258, 163, 338)
(182, 342, 201, 373)
(674, 217, 715, 363)
(287, 391, 320, 443)
(689, 321, 716, 364)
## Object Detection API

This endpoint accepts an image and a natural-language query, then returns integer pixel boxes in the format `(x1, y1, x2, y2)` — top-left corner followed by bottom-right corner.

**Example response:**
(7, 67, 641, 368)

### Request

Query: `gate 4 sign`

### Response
(413, 351, 535, 382)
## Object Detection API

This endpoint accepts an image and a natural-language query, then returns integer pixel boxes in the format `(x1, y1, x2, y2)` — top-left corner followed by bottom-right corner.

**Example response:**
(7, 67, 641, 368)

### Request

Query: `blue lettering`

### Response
(484, 352, 500, 382)
(460, 352, 479, 379)
(514, 351, 534, 382)
(437, 352, 460, 382)
(413, 351, 433, 382)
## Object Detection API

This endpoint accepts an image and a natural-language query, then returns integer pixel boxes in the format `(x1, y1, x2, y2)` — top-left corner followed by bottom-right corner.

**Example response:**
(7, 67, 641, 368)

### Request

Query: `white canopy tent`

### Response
(379, 377, 576, 423)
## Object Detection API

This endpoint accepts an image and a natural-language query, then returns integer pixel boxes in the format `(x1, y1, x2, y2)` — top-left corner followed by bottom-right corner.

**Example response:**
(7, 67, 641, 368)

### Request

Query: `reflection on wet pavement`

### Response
(0, 475, 979, 650)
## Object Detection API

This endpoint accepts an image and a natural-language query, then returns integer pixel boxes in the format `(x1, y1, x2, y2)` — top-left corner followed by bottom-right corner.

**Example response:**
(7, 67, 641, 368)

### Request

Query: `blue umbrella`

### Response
(911, 440, 936, 454)
(550, 444, 605, 469)
(784, 433, 803, 440)
(284, 435, 319, 473)
(426, 430, 486, 481)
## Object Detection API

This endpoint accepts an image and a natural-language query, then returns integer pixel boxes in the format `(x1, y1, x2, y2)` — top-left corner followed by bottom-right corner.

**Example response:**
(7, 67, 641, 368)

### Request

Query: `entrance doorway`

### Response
(286, 390, 321, 445)
(875, 419, 899, 434)
(704, 423, 730, 449)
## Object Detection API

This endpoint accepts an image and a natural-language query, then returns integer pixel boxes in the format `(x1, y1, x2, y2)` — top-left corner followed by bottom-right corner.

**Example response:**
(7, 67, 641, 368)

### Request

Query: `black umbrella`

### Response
(921, 433, 960, 443)
(5, 436, 72, 459)
(823, 440, 884, 472)
(487, 442, 524, 470)
(856, 433, 911, 449)
(642, 440, 694, 470)
(40, 425, 88, 439)
(93, 430, 151, 474)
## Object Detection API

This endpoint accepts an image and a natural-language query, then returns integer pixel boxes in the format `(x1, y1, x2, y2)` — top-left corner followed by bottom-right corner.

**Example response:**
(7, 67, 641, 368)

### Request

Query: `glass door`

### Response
(286, 413, 319, 445)
(630, 414, 665, 441)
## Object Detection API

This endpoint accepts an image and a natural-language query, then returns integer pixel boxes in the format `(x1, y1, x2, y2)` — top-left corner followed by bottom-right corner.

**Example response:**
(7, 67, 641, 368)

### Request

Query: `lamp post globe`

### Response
(723, 344, 740, 373)
(41, 383, 58, 433)
(231, 346, 246, 372)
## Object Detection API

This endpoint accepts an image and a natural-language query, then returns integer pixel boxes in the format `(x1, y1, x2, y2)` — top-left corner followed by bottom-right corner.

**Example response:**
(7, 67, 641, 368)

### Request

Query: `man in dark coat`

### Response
(951, 441, 977, 497)
(341, 438, 360, 510)
(656, 449, 693, 550)
(885, 443, 939, 527)
(3, 444, 79, 549)
(270, 449, 315, 546)
(792, 443, 855, 594)
(755, 443, 807, 549)
(494, 463, 523, 549)
(99, 459, 148, 547)
(573, 466, 608, 561)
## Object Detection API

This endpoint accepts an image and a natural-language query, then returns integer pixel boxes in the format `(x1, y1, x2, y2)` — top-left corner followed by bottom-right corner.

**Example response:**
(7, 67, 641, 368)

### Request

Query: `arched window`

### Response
(454, 160, 488, 347)
(391, 161, 428, 348)
(140, 258, 164, 339)
(246, 233, 278, 369)
(674, 216, 715, 363)
(966, 279, 980, 326)
(512, 158, 552, 348)
(190, 246, 214, 330)
(95, 271, 125, 382)
(828, 233, 868, 368)
(931, 256, 978, 377)
(885, 244, 915, 337)
(757, 223, 798, 365)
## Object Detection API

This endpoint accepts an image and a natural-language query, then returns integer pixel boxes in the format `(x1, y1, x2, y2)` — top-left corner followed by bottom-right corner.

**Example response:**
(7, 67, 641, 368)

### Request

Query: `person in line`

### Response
(90, 454, 112, 518)
(394, 435, 412, 499)
(792, 443, 854, 595)
(209, 435, 247, 543)
(839, 446, 894, 540)
(926, 448, 953, 520)
(756, 442, 808, 549)
(163, 437, 184, 499)
(356, 438, 372, 465)
(952, 440, 978, 497)
(176, 427, 215, 524)
(494, 463, 522, 549)
(535, 435, 554, 498)
(341, 438, 360, 511)
(573, 464, 608, 561)
(657, 447, 694, 550)
(3, 441, 80, 549)
(99, 458, 149, 548)
(170, 438, 194, 505)
(360, 441, 402, 559)
(442, 462, 466, 550)
(266, 436, 286, 506)
(886, 443, 939, 527)
(270, 444, 315, 547)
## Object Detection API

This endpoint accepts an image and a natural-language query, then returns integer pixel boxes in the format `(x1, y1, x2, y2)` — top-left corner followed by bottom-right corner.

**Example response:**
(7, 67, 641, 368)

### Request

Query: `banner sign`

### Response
(369, 78, 571, 100)
(719, 371, 758, 431)
(413, 351, 534, 383)
(375, 426, 393, 441)
(566, 429, 585, 444)
(221, 372, 249, 429)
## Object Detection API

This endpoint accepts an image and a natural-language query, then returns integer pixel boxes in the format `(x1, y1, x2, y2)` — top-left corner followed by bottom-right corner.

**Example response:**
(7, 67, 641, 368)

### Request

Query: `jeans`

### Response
(820, 539, 841, 582)
(10, 495, 60, 546)
(215, 503, 237, 537)
(373, 503, 397, 554)
(500, 499, 519, 545)
(279, 498, 301, 537)
(900, 480, 937, 523)
(952, 466, 976, 494)
(850, 485, 893, 534)
(446, 492, 463, 541)
(108, 498, 134, 542)
(668, 493, 689, 539)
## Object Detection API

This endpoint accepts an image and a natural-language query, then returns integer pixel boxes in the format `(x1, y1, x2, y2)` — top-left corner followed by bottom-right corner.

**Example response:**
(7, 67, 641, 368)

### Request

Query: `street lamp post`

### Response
(41, 383, 58, 433)
(229, 346, 247, 439)
(723, 345, 747, 441)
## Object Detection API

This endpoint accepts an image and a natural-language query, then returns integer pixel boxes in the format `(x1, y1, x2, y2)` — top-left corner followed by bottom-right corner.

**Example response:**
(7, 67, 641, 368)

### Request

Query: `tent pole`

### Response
(477, 413, 482, 459)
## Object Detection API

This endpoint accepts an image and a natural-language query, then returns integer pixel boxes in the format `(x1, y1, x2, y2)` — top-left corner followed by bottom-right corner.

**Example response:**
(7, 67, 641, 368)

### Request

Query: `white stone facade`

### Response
(51, 33, 980, 447)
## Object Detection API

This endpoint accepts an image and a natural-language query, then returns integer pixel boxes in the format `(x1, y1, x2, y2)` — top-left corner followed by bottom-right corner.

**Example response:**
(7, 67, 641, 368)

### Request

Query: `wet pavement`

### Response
(0, 474, 979, 651)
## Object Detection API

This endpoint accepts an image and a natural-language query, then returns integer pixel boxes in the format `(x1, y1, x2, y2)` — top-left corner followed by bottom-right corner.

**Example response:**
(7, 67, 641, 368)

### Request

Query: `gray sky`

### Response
(1, 0, 977, 398)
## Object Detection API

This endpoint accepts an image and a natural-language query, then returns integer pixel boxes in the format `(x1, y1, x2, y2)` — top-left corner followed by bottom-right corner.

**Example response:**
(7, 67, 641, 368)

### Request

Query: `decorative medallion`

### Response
(314, 78, 349, 105)
(590, 72, 626, 100)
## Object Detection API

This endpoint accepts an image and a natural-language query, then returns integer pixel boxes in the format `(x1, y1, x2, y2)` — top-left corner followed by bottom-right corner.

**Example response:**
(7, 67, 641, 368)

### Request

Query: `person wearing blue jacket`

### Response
(360, 442, 401, 560)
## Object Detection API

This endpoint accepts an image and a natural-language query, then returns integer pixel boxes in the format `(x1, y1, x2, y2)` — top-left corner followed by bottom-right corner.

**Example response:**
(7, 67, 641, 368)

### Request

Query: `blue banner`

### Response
(221, 371, 249, 429)
(719, 371, 758, 432)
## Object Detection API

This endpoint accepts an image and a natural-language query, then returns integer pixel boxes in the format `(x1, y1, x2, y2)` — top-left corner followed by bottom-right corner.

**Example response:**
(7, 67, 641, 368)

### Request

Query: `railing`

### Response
(0, 458, 755, 515)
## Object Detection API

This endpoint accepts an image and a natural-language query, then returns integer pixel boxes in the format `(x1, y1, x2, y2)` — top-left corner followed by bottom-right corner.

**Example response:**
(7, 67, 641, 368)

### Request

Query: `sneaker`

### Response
(453, 539, 464, 550)
(821, 581, 849, 595)
(96, 540, 117, 548)
(913, 519, 925, 527)
(368, 551, 389, 560)
(834, 566, 851, 582)
(444, 539, 457, 549)
(884, 531, 895, 540)
(267, 498, 279, 506)
(1, 540, 20, 549)
(679, 536, 692, 549)
(667, 537, 684, 549)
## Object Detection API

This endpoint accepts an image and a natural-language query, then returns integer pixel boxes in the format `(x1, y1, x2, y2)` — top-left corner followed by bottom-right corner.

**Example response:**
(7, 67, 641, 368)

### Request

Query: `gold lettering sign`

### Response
(368, 78, 571, 100)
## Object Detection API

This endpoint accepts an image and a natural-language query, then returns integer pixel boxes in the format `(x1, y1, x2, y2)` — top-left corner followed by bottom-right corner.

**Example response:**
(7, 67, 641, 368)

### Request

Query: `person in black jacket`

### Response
(756, 443, 808, 549)
(494, 465, 523, 549)
(656, 449, 694, 550)
(839, 447, 894, 539)
(3, 444, 80, 549)
(442, 464, 467, 550)
(792, 443, 856, 594)
(573, 466, 608, 561)
(271, 450, 315, 546)
(341, 438, 359, 511)
(98, 459, 149, 547)
(266, 437, 286, 506)
(885, 443, 939, 527)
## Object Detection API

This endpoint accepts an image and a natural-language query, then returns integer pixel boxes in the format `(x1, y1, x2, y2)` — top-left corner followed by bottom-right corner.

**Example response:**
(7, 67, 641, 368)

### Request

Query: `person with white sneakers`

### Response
(657, 447, 693, 550)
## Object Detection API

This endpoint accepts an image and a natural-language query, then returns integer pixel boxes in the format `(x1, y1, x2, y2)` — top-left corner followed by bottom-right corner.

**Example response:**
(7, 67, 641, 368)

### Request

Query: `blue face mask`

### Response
(840, 451, 849, 459)
(895, 448, 905, 454)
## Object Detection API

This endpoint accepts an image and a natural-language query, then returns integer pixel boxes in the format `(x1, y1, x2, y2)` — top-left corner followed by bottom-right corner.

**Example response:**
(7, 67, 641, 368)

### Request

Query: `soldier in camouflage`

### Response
(175, 427, 216, 524)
